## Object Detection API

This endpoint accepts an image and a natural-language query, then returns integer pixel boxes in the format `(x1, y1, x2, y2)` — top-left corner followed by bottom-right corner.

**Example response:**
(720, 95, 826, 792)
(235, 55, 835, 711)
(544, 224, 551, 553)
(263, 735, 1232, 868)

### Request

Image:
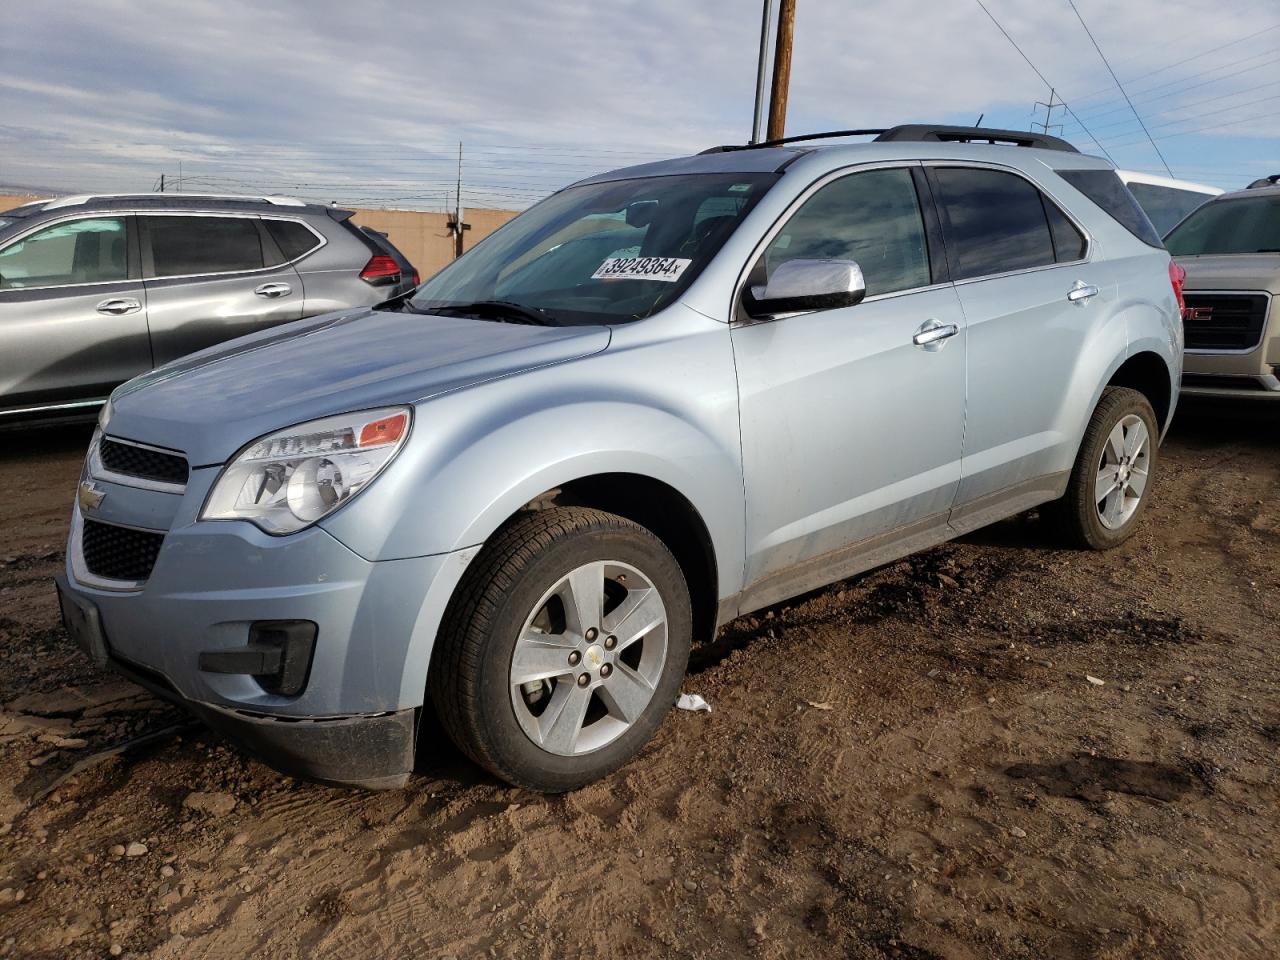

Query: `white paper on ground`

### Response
(676, 693, 711, 713)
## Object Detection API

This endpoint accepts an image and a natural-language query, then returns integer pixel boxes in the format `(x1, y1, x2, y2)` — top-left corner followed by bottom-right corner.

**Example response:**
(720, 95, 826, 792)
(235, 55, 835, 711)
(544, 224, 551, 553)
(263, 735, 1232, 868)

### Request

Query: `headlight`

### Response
(201, 407, 411, 535)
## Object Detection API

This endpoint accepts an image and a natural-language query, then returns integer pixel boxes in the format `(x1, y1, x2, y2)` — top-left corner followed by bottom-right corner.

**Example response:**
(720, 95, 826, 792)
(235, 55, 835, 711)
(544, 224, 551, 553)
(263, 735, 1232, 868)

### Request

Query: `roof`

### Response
(1, 193, 340, 219)
(576, 138, 1114, 190)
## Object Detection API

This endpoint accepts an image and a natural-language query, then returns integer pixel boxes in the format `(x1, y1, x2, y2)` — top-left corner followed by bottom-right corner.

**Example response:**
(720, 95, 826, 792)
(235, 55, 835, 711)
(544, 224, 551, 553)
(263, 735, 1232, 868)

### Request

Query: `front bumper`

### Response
(82, 621, 417, 790)
(59, 479, 474, 787)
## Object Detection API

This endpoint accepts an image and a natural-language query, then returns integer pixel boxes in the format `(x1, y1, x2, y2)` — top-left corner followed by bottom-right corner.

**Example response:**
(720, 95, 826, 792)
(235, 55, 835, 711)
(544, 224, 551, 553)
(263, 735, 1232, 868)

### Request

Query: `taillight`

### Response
(359, 255, 401, 286)
(1168, 260, 1187, 316)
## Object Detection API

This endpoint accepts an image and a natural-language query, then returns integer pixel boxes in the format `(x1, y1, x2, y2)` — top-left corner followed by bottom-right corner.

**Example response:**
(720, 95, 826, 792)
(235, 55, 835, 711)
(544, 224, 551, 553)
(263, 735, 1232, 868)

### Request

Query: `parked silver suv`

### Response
(0, 194, 417, 425)
(55, 126, 1183, 792)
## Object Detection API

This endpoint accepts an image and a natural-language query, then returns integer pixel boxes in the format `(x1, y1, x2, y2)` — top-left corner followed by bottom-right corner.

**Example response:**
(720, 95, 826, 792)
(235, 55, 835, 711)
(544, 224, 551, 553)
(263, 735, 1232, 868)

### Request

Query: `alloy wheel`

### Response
(1095, 413, 1150, 530)
(509, 560, 668, 756)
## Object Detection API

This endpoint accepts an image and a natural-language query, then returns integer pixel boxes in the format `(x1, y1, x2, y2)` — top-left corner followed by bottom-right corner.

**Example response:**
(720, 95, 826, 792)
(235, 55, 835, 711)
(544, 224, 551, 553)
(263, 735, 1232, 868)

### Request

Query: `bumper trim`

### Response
(105, 652, 417, 790)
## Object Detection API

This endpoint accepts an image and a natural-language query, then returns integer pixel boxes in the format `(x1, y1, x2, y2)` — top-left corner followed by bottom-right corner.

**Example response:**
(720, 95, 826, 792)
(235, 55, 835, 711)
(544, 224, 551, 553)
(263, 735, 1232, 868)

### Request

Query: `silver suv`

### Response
(0, 194, 417, 425)
(55, 126, 1183, 792)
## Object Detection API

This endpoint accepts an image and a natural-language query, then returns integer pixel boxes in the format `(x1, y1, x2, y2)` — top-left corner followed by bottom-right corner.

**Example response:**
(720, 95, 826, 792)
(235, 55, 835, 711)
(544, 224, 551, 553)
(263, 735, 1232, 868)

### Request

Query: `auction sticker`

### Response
(591, 257, 692, 282)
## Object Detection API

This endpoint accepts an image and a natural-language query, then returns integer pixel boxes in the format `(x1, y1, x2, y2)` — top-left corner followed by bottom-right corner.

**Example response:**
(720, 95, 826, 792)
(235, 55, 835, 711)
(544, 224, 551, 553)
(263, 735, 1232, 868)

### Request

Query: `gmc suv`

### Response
(55, 125, 1183, 792)
(1166, 177, 1280, 399)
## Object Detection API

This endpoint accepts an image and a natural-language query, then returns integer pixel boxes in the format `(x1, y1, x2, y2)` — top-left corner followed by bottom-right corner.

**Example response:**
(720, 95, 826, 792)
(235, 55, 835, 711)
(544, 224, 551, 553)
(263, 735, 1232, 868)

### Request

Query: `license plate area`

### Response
(56, 578, 109, 667)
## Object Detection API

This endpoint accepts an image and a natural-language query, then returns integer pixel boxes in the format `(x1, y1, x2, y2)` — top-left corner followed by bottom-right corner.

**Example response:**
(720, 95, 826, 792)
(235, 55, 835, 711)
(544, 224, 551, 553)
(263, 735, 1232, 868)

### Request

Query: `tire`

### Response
(1043, 386, 1159, 550)
(430, 507, 692, 792)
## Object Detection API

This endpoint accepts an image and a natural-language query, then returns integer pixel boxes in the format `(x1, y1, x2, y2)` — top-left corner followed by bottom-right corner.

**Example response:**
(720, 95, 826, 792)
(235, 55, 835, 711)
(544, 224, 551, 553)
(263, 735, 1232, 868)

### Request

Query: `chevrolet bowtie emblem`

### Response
(78, 480, 106, 513)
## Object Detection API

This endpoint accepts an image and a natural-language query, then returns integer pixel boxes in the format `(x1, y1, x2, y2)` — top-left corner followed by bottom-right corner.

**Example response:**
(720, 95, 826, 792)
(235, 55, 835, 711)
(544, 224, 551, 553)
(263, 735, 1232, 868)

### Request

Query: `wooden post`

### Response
(766, 0, 796, 141)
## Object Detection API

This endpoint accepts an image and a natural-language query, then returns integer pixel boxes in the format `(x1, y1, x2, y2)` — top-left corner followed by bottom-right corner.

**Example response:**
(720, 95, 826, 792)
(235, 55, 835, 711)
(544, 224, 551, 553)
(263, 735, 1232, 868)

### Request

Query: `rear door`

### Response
(0, 214, 151, 413)
(926, 163, 1105, 522)
(141, 213, 303, 365)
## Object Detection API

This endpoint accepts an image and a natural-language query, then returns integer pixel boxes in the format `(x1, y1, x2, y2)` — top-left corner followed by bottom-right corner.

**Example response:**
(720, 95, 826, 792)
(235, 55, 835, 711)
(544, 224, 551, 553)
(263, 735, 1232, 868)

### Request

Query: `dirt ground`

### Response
(0, 400, 1276, 960)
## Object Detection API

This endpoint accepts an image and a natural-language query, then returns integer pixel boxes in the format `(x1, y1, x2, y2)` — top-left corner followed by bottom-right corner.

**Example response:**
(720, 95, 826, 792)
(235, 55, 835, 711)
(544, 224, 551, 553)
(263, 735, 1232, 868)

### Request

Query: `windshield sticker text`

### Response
(591, 257, 692, 283)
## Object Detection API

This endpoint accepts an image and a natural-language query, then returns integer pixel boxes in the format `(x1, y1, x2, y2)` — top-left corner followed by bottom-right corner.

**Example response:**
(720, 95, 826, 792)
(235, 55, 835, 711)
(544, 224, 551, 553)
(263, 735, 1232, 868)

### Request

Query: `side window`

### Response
(264, 219, 322, 261)
(931, 168, 1057, 280)
(1056, 170, 1163, 247)
(1044, 200, 1087, 263)
(0, 217, 127, 290)
(756, 167, 930, 298)
(145, 216, 263, 277)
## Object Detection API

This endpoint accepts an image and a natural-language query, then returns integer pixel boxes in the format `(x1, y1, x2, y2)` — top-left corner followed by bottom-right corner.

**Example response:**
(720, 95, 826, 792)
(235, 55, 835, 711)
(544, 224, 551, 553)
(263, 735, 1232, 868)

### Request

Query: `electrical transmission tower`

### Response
(1032, 89, 1065, 136)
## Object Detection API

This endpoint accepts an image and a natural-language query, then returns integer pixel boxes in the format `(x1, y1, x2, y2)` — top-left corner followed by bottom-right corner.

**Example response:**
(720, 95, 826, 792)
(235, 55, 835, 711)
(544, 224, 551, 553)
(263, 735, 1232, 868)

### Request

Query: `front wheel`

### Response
(1044, 386, 1159, 550)
(430, 507, 692, 792)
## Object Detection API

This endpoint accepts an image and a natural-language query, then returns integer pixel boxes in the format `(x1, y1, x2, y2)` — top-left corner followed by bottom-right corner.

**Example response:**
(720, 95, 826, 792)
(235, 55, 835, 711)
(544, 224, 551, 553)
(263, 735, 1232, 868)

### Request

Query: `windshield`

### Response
(1165, 194, 1280, 255)
(408, 172, 777, 325)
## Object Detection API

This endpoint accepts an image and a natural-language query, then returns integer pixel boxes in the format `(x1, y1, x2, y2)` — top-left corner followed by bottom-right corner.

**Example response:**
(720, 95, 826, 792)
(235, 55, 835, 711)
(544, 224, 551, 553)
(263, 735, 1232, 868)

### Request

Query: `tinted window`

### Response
(1126, 182, 1213, 235)
(932, 168, 1055, 280)
(1057, 170, 1162, 248)
(264, 219, 321, 261)
(0, 217, 127, 289)
(755, 167, 930, 297)
(1044, 200, 1087, 262)
(146, 216, 263, 277)
(1165, 194, 1280, 256)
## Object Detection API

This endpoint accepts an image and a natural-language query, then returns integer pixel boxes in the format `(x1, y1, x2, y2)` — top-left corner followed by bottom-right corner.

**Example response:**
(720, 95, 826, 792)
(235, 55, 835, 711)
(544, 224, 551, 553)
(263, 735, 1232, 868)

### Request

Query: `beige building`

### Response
(0, 195, 519, 282)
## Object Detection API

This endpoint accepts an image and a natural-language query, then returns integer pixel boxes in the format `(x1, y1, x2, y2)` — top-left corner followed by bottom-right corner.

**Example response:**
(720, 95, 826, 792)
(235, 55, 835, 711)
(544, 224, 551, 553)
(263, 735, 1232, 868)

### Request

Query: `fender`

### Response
(319, 307, 746, 704)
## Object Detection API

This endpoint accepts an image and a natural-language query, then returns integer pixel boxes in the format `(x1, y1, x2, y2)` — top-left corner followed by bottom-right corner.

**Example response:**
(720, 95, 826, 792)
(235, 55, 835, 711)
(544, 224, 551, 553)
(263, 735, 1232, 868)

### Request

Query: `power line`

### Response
(1064, 0, 1172, 176)
(1069, 23, 1280, 105)
(969, 0, 1116, 162)
(1076, 80, 1280, 140)
(1064, 51, 1280, 130)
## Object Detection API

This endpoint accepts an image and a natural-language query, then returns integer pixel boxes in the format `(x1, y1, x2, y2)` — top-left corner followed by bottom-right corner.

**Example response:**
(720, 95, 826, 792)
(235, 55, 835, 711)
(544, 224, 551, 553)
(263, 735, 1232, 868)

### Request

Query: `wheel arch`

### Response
(1106, 350, 1175, 434)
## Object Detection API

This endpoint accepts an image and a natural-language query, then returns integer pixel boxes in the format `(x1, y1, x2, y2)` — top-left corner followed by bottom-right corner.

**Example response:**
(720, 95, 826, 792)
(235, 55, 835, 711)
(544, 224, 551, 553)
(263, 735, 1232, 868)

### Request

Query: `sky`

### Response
(1, 0, 1277, 210)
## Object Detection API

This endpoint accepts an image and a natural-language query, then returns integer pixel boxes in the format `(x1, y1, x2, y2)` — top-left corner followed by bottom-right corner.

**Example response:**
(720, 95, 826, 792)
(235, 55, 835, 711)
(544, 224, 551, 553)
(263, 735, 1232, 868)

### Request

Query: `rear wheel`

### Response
(1044, 386, 1159, 550)
(430, 507, 691, 792)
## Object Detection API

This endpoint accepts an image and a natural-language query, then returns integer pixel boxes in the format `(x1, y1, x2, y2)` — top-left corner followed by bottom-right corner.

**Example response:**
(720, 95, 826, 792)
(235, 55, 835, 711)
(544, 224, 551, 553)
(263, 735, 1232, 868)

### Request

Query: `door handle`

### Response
(254, 282, 292, 299)
(1067, 280, 1100, 304)
(95, 297, 141, 316)
(912, 319, 960, 349)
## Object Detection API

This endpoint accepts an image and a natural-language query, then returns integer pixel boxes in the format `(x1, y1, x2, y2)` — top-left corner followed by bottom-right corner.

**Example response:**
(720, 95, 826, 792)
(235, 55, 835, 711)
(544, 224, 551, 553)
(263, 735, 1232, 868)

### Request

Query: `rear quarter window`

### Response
(1057, 170, 1163, 248)
(265, 219, 322, 261)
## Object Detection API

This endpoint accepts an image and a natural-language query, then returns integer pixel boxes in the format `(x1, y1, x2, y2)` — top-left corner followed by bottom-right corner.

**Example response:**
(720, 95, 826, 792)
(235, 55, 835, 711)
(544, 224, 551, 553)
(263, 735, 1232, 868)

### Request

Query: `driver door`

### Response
(730, 164, 968, 610)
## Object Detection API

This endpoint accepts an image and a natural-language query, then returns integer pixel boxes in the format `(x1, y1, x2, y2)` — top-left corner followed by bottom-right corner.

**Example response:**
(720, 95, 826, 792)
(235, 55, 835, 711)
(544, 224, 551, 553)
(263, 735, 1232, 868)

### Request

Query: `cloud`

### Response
(1, 0, 1276, 205)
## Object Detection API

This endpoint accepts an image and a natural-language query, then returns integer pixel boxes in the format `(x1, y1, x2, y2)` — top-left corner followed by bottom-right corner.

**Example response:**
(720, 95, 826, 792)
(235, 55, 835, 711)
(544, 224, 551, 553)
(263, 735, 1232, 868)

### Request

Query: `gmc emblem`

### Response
(1184, 306, 1214, 322)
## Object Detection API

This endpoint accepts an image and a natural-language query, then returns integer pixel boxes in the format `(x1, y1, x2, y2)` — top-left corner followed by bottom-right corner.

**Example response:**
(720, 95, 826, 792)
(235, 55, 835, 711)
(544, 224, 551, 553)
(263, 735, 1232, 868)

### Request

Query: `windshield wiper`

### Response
(428, 300, 557, 326)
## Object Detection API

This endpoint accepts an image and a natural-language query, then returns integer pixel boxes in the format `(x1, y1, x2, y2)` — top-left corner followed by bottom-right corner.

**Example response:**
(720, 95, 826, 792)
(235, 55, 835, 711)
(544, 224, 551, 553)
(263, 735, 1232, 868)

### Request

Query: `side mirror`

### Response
(745, 258, 866, 317)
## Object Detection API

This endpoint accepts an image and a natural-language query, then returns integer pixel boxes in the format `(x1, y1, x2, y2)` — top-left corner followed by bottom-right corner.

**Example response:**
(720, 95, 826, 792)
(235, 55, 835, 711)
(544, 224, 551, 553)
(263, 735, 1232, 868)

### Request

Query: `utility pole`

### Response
(751, 0, 774, 143)
(446, 142, 470, 260)
(159, 173, 165, 193)
(766, 0, 796, 141)
(1032, 89, 1064, 136)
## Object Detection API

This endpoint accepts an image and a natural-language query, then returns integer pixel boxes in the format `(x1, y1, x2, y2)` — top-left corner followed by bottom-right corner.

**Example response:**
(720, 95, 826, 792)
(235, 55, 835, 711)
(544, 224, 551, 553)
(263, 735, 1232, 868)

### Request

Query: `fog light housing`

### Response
(197, 620, 317, 697)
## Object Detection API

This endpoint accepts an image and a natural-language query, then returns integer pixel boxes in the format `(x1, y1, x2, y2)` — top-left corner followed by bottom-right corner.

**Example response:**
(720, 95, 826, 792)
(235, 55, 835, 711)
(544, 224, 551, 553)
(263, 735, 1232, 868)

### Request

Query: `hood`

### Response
(1176, 253, 1280, 294)
(105, 307, 610, 465)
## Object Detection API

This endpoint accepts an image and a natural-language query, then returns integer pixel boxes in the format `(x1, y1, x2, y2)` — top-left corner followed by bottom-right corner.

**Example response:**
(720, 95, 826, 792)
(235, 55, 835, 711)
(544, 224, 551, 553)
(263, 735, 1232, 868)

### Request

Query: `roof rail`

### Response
(40, 192, 309, 211)
(702, 123, 1080, 155)
(1245, 174, 1280, 189)
(700, 128, 888, 153)
(874, 124, 1079, 153)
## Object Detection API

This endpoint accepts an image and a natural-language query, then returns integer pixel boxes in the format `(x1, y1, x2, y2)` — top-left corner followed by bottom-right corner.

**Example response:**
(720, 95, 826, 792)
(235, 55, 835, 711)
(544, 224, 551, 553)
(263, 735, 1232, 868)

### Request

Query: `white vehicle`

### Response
(1117, 170, 1221, 236)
